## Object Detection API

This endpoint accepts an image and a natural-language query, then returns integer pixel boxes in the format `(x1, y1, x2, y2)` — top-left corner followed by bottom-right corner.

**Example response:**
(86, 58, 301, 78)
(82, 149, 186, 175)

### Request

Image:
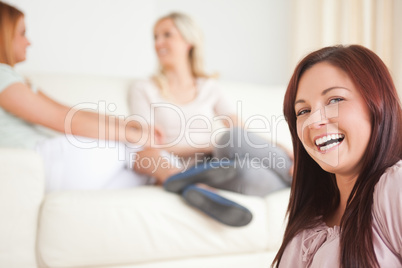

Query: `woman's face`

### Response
(294, 62, 372, 179)
(12, 16, 30, 63)
(153, 18, 191, 69)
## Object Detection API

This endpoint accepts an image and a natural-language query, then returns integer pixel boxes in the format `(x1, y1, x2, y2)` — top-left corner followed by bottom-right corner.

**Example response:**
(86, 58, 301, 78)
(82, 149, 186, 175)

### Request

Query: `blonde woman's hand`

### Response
(152, 126, 164, 146)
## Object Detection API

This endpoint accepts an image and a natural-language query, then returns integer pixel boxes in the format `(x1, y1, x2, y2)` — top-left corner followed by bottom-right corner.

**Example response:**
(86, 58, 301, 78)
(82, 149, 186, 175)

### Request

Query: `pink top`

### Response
(279, 160, 402, 268)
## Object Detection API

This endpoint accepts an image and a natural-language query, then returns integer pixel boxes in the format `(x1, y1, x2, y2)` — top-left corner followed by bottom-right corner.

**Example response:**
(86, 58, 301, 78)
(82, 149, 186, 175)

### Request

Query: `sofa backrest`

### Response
(24, 73, 292, 148)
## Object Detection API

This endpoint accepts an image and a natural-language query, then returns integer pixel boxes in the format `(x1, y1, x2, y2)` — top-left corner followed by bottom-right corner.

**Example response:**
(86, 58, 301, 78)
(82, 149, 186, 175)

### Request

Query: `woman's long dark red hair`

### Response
(273, 45, 402, 268)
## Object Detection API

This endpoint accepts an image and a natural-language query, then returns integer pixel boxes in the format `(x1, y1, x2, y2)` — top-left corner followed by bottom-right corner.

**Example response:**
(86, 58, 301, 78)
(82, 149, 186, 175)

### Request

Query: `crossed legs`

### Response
(210, 127, 293, 196)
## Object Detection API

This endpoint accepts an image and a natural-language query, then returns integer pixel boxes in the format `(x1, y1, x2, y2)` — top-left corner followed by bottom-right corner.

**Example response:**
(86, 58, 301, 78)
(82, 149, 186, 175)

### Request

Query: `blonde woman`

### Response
(129, 12, 293, 226)
(0, 2, 155, 192)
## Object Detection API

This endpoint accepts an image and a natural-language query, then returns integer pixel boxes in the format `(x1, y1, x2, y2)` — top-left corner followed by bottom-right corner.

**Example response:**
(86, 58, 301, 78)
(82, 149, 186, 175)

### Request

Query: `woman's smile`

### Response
(314, 133, 345, 153)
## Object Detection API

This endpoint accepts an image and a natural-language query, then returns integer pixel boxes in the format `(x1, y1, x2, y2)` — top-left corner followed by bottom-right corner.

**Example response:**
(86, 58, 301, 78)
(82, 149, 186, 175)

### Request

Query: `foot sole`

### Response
(184, 188, 252, 227)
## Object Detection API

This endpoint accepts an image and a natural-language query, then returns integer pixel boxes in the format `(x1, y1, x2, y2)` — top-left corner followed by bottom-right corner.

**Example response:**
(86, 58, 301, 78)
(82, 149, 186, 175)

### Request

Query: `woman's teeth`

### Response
(315, 134, 345, 151)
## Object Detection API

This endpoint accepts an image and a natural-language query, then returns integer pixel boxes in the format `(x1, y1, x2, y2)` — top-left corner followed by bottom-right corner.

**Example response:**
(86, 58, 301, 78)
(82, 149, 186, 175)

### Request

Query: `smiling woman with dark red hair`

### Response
(273, 45, 402, 268)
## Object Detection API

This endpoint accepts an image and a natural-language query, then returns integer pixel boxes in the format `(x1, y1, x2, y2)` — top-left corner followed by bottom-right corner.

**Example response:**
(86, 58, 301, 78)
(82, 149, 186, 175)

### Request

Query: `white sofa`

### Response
(0, 73, 292, 268)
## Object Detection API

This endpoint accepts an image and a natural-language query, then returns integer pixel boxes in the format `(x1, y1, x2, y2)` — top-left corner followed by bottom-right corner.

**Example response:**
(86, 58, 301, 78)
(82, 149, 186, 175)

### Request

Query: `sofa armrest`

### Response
(0, 148, 45, 267)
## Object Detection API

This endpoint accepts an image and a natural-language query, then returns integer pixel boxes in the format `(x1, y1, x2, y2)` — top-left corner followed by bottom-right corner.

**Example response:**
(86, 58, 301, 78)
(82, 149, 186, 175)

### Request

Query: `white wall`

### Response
(11, 0, 156, 79)
(8, 0, 292, 87)
(154, 0, 292, 86)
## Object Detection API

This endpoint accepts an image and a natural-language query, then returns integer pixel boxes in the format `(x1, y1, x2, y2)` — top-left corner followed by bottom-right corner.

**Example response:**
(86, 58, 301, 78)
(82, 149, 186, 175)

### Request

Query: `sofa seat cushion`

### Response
(37, 186, 278, 268)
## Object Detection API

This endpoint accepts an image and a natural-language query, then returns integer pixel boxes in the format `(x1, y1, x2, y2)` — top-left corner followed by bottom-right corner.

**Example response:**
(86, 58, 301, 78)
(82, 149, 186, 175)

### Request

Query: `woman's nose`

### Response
(307, 107, 330, 129)
(154, 36, 164, 47)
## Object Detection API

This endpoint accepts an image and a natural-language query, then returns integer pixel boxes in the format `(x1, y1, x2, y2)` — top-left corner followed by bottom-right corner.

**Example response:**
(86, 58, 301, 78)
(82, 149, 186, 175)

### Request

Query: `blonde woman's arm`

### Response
(163, 145, 214, 158)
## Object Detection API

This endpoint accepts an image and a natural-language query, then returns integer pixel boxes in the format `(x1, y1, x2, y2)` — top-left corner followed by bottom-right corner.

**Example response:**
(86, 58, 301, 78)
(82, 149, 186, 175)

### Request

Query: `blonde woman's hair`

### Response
(0, 1, 24, 66)
(152, 12, 216, 94)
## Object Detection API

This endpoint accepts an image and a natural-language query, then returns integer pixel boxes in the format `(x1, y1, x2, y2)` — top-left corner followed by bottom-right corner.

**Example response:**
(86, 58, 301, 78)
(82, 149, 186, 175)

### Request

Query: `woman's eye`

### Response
(296, 109, 310, 117)
(164, 32, 171, 38)
(328, 98, 344, 104)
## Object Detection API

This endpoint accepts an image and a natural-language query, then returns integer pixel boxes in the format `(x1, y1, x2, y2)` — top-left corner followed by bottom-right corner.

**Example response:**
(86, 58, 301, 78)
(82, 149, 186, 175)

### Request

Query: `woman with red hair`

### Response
(273, 45, 402, 267)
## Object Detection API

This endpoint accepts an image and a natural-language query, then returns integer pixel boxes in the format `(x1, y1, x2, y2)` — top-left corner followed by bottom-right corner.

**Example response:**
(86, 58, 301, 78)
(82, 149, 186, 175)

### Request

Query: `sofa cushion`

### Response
(37, 187, 276, 267)
(264, 188, 290, 250)
(26, 73, 133, 117)
(0, 149, 44, 267)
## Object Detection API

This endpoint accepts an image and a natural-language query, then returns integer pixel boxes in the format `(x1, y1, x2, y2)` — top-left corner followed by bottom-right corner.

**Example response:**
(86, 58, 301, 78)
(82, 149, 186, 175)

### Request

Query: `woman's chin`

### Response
(15, 56, 26, 64)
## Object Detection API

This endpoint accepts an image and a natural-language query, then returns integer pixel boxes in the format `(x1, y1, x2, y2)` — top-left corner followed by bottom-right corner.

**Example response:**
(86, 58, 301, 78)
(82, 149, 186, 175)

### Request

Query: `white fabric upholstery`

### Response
(0, 73, 291, 268)
(0, 149, 44, 267)
(106, 252, 276, 268)
(38, 187, 284, 267)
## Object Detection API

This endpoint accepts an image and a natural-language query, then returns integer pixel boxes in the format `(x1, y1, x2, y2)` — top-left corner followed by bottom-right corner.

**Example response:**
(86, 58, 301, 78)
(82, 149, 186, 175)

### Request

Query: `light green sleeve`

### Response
(0, 63, 25, 94)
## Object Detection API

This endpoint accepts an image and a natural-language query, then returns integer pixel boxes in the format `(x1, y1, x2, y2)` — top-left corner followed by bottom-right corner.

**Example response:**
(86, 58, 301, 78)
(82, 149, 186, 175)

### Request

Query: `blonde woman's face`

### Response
(13, 17, 30, 63)
(154, 18, 191, 69)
